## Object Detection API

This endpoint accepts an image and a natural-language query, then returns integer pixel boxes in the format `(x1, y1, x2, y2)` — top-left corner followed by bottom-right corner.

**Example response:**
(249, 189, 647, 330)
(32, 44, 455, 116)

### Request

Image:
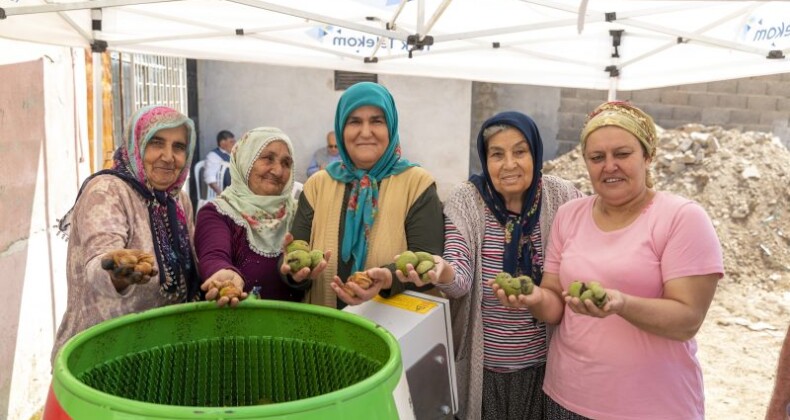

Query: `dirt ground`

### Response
(699, 285, 786, 419)
(544, 124, 790, 420)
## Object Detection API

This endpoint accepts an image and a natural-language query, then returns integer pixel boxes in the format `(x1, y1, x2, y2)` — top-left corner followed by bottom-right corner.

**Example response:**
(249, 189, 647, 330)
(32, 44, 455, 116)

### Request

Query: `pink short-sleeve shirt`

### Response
(543, 192, 724, 420)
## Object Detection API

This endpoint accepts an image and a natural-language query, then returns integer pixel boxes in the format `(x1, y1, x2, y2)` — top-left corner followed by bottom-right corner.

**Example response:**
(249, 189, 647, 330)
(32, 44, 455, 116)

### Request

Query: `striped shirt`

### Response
(440, 207, 547, 372)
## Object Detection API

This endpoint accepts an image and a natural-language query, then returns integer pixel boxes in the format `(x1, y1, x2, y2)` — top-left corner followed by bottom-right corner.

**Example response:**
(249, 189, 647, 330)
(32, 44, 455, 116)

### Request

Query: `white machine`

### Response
(344, 291, 458, 419)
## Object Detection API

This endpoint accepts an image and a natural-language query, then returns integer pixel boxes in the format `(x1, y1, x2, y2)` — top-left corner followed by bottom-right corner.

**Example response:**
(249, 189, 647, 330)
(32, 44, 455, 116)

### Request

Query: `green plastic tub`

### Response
(48, 298, 407, 419)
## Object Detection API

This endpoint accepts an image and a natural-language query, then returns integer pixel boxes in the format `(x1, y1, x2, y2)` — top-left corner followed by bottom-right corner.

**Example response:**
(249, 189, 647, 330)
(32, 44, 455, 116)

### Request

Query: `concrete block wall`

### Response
(556, 74, 790, 155)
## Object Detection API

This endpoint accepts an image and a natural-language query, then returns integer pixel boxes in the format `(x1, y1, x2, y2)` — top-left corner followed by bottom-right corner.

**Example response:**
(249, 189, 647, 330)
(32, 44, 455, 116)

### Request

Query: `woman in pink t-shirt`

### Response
(492, 101, 724, 419)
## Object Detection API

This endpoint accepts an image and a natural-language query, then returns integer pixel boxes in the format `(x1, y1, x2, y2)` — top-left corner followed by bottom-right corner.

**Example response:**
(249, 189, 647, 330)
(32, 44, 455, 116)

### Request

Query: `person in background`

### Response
(767, 325, 790, 419)
(285, 81, 443, 309)
(398, 111, 582, 419)
(306, 130, 341, 178)
(196, 127, 314, 306)
(494, 101, 723, 419)
(204, 129, 236, 195)
(52, 105, 200, 362)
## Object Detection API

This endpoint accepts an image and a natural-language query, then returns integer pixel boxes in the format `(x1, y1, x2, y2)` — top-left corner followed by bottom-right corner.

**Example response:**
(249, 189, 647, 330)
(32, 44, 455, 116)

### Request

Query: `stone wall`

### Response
(555, 73, 790, 155)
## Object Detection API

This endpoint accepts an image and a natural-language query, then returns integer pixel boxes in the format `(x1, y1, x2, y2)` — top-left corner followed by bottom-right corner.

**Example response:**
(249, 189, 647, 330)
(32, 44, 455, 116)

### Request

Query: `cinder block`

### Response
(660, 91, 689, 105)
(723, 123, 745, 131)
(558, 113, 576, 129)
(688, 93, 718, 108)
(631, 89, 662, 103)
(706, 79, 738, 94)
(747, 96, 778, 111)
(641, 104, 673, 120)
(737, 79, 768, 95)
(718, 95, 747, 109)
(559, 97, 589, 114)
(742, 124, 772, 133)
(573, 113, 589, 130)
(576, 89, 607, 101)
(656, 119, 682, 130)
(561, 88, 578, 98)
(769, 82, 790, 97)
(730, 109, 762, 124)
(613, 91, 632, 101)
(677, 83, 708, 93)
(777, 97, 790, 110)
(701, 108, 730, 125)
(672, 106, 702, 122)
(760, 111, 790, 125)
(757, 74, 784, 83)
(558, 127, 581, 142)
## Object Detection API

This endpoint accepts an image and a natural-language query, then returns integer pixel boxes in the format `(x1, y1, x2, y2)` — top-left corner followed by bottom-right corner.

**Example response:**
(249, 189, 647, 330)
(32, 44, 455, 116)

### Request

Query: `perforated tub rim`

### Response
(52, 299, 402, 419)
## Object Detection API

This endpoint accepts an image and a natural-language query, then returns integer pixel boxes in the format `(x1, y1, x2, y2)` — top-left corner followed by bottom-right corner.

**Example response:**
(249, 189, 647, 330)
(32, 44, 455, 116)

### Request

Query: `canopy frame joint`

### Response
(609, 29, 623, 58)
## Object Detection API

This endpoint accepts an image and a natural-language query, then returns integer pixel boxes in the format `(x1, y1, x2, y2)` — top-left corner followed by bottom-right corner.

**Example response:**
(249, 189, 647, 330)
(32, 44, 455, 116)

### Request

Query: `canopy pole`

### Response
(608, 78, 618, 101)
(606, 29, 623, 101)
(91, 8, 103, 172)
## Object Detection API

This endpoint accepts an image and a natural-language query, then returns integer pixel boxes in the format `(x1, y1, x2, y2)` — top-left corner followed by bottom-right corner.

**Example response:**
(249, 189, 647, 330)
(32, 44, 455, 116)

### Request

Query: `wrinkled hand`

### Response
(331, 267, 390, 306)
(488, 278, 545, 309)
(201, 269, 248, 307)
(279, 233, 331, 283)
(563, 288, 624, 318)
(101, 249, 158, 292)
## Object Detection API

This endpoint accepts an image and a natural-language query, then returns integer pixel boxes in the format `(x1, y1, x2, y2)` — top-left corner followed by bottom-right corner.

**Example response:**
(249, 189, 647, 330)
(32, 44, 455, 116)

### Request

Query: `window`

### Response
(111, 52, 188, 147)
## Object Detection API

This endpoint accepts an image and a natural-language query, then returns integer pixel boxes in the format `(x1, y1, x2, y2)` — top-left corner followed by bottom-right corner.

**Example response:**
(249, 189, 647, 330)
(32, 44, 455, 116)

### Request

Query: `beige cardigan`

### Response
(302, 167, 435, 307)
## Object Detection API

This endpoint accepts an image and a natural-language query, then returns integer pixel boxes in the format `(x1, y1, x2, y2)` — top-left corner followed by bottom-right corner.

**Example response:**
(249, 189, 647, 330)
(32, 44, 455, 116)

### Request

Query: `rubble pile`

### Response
(544, 125, 790, 294)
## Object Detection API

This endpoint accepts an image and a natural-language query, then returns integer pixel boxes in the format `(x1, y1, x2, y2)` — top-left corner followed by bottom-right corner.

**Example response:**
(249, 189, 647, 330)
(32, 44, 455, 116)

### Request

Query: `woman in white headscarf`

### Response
(195, 127, 316, 305)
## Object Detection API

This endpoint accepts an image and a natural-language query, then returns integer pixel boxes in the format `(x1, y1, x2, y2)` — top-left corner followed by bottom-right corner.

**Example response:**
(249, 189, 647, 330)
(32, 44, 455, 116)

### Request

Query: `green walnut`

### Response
(493, 272, 534, 296)
(499, 276, 522, 296)
(517, 275, 535, 295)
(414, 251, 434, 263)
(395, 251, 419, 276)
(414, 260, 435, 281)
(309, 249, 324, 270)
(579, 289, 594, 302)
(286, 239, 310, 254)
(568, 281, 584, 298)
(286, 249, 311, 273)
(567, 280, 608, 308)
(494, 272, 512, 285)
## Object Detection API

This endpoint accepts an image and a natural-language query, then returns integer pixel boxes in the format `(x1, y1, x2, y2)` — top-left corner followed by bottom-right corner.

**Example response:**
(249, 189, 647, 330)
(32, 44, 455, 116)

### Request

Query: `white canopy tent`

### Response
(2, 0, 790, 166)
(3, 0, 790, 91)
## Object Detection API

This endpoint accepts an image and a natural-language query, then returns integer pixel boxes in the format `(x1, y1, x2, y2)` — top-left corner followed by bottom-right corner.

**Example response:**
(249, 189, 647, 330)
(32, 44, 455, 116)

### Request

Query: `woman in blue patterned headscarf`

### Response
(431, 111, 583, 419)
(284, 82, 444, 308)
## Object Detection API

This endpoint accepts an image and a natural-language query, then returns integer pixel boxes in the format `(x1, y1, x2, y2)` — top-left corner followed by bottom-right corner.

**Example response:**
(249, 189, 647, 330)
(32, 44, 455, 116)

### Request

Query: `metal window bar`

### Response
(111, 52, 187, 148)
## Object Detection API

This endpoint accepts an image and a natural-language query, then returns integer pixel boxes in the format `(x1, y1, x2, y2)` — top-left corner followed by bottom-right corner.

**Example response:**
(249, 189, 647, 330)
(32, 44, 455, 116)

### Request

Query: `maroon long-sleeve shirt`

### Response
(195, 203, 304, 302)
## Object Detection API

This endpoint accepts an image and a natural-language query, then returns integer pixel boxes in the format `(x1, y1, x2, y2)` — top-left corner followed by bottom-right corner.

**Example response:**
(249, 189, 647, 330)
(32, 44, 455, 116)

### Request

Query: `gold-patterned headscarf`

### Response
(580, 101, 658, 187)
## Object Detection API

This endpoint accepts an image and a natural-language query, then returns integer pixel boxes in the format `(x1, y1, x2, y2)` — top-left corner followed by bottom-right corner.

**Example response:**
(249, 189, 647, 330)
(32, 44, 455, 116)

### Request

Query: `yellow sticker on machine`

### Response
(373, 294, 437, 314)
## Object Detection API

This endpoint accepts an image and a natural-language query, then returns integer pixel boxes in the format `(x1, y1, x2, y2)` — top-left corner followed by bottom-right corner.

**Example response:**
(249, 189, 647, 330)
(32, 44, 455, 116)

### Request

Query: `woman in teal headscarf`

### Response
(285, 82, 444, 308)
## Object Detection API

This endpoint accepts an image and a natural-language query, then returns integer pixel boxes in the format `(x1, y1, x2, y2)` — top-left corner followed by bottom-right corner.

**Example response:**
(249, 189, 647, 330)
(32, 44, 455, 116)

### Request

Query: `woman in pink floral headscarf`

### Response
(52, 105, 199, 363)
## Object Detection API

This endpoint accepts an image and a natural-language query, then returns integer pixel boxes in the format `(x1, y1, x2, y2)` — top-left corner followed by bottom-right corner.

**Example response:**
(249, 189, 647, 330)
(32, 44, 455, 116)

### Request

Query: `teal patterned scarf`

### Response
(325, 82, 417, 272)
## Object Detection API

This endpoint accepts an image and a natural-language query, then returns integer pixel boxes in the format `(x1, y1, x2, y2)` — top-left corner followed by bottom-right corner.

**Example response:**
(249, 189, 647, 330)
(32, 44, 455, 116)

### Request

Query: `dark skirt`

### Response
(545, 396, 593, 420)
(481, 364, 547, 420)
